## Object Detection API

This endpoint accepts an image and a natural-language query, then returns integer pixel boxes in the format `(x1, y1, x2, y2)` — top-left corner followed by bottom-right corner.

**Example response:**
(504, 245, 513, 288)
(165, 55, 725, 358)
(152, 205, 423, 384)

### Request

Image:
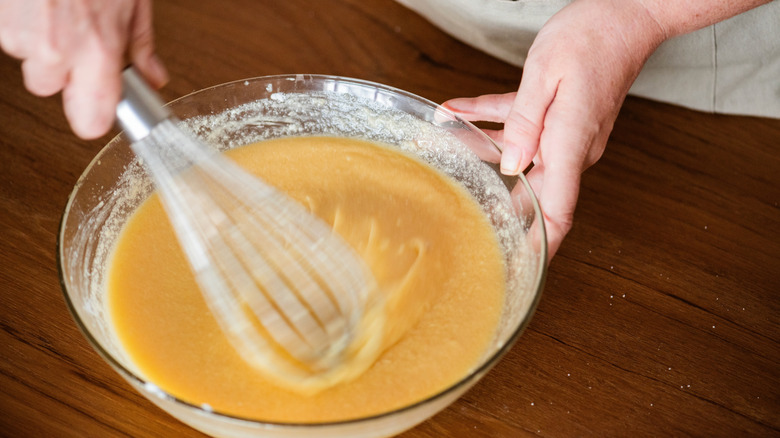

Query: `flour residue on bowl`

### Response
(107, 135, 510, 421)
(77, 87, 540, 423)
(181, 90, 539, 345)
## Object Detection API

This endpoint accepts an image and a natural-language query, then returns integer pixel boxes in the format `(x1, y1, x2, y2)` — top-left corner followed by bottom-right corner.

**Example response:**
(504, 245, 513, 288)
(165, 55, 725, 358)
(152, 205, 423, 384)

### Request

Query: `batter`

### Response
(107, 136, 506, 422)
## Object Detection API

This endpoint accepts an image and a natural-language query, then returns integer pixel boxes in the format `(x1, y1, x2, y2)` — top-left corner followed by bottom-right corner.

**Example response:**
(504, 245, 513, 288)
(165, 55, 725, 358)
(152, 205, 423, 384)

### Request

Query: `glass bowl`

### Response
(58, 75, 547, 437)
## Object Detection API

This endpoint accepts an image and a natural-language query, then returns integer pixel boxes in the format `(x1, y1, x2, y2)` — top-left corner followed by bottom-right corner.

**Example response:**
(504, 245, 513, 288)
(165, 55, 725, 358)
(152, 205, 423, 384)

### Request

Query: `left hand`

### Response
(443, 0, 667, 260)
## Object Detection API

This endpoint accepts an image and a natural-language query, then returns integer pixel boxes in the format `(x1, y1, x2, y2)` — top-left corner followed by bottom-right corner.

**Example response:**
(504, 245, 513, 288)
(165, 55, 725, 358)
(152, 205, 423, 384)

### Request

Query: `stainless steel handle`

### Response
(116, 67, 172, 142)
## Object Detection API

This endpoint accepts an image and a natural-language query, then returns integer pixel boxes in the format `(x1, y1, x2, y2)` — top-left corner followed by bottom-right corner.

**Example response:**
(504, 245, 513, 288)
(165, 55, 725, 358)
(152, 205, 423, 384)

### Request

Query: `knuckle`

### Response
(505, 111, 543, 141)
(544, 210, 574, 237)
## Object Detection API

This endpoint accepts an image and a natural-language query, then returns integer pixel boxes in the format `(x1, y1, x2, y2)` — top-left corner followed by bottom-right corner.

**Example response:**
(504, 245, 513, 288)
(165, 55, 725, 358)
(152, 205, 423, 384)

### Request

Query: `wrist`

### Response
(630, 0, 771, 38)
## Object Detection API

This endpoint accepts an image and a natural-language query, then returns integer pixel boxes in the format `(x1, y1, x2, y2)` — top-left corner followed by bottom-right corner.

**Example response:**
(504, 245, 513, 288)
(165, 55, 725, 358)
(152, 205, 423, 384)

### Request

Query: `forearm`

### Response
(634, 0, 773, 39)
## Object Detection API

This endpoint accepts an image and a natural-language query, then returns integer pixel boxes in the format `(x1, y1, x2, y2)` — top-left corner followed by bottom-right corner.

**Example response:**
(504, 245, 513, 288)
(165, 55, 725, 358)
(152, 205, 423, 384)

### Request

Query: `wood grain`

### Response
(1, 0, 777, 436)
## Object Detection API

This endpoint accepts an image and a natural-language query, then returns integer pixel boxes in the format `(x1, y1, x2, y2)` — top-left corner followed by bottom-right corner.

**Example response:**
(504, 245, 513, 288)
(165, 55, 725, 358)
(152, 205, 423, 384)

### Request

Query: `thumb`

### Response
(501, 64, 558, 175)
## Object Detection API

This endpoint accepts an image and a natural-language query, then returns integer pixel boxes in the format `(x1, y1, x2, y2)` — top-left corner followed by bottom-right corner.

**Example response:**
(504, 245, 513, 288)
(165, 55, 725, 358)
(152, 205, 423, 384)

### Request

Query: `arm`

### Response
(0, 0, 168, 139)
(637, 0, 771, 38)
(443, 0, 771, 261)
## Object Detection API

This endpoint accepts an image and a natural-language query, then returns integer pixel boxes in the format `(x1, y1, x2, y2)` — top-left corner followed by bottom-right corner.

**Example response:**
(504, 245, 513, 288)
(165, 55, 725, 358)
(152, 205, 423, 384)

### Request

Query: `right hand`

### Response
(0, 0, 168, 139)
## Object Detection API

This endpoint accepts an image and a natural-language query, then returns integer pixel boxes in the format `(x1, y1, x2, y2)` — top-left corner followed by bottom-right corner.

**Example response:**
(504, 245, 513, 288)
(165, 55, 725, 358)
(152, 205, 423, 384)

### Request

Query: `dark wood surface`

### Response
(1, 1, 778, 436)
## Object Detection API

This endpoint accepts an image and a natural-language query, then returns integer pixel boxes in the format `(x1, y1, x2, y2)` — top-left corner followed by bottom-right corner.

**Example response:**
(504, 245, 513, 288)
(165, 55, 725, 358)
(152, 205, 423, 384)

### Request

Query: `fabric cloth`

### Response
(396, 0, 780, 118)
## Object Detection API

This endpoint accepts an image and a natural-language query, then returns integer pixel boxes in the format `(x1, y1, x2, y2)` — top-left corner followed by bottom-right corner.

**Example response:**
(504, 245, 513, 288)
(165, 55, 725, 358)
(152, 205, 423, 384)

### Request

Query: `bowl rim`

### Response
(57, 73, 548, 429)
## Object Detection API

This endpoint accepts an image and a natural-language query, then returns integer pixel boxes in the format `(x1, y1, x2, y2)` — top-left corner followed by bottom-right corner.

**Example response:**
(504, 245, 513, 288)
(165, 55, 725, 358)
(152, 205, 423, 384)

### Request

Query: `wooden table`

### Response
(1, 1, 778, 436)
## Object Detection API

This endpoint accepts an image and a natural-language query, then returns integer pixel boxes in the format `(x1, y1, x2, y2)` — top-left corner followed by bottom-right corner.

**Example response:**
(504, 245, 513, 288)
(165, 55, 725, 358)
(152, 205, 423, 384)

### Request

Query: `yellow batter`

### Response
(107, 136, 505, 422)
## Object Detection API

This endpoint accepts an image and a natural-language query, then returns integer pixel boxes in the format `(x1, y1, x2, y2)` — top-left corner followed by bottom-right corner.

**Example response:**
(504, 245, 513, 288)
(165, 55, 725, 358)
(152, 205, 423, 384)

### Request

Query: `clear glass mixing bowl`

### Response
(58, 75, 547, 437)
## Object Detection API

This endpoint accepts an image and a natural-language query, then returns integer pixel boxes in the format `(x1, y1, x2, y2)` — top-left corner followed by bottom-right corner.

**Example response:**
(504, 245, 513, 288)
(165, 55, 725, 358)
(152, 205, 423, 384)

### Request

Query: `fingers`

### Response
(62, 10, 126, 141)
(444, 90, 580, 261)
(21, 57, 69, 97)
(127, 0, 168, 88)
(480, 129, 504, 148)
(62, 0, 166, 139)
(443, 64, 559, 177)
(501, 62, 558, 176)
(524, 92, 596, 260)
(0, 1, 34, 59)
(440, 93, 512, 164)
(442, 93, 516, 123)
(1, 0, 165, 139)
(20, 38, 70, 97)
(526, 160, 580, 261)
(11, 3, 70, 97)
(63, 48, 124, 140)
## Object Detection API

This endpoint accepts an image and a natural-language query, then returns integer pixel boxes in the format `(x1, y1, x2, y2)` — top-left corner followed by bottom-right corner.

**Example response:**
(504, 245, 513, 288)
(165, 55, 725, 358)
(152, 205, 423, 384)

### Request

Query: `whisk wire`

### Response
(196, 149, 358, 356)
(118, 67, 380, 389)
(130, 118, 371, 376)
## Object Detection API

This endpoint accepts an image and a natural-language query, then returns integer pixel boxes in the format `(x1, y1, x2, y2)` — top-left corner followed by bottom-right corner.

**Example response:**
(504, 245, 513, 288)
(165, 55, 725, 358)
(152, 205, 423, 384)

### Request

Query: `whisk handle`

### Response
(117, 66, 172, 142)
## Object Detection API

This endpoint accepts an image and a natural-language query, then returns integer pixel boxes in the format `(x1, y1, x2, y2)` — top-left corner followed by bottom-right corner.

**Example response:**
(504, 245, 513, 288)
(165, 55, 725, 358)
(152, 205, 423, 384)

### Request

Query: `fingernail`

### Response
(66, 94, 104, 139)
(500, 147, 523, 175)
(442, 99, 465, 112)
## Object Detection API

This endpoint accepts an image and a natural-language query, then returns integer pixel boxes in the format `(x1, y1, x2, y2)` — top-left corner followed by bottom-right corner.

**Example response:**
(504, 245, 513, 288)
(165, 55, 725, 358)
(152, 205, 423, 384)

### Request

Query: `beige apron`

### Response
(396, 0, 780, 118)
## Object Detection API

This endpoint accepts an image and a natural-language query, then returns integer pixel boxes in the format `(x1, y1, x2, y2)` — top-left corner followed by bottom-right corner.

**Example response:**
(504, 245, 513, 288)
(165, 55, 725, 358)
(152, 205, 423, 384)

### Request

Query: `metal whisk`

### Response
(116, 67, 376, 388)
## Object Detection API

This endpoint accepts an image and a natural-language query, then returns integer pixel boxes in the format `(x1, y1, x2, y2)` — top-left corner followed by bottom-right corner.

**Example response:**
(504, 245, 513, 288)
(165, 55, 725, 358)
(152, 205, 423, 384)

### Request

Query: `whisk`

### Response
(116, 67, 379, 390)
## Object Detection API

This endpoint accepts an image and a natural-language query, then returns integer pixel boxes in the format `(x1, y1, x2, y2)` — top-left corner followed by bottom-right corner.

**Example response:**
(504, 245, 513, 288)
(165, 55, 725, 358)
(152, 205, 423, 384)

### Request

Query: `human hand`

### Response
(0, 0, 168, 139)
(443, 0, 667, 260)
